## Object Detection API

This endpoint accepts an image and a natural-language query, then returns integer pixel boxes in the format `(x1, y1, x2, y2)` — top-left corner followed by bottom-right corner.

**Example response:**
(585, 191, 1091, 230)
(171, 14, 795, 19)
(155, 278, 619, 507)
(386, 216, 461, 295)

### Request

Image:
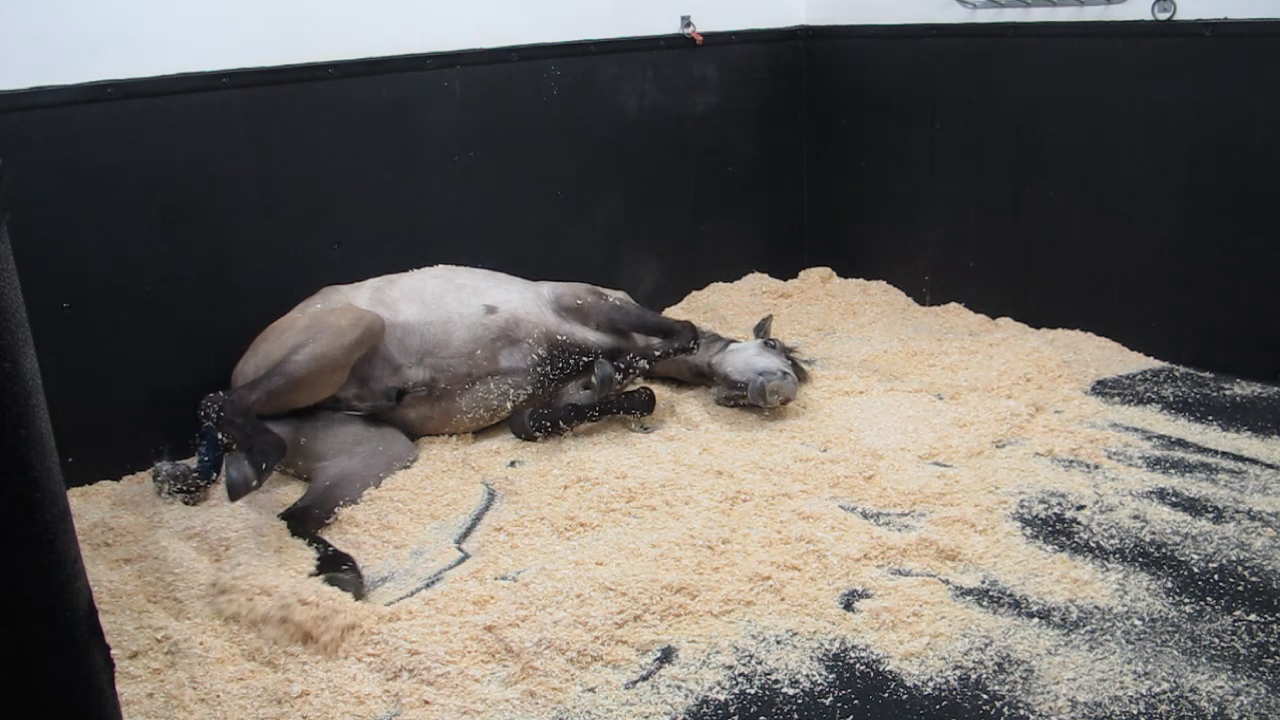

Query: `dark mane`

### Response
(780, 342, 811, 383)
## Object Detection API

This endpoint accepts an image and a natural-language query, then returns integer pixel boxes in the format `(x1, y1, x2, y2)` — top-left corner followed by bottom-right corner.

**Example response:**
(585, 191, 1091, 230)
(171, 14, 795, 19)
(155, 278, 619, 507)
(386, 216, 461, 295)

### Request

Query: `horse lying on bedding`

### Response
(173, 264, 808, 599)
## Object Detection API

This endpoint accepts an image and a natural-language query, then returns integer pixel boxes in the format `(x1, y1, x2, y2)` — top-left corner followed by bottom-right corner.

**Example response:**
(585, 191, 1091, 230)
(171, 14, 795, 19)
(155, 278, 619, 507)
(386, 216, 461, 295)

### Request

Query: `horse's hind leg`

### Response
(266, 411, 417, 600)
(204, 304, 386, 501)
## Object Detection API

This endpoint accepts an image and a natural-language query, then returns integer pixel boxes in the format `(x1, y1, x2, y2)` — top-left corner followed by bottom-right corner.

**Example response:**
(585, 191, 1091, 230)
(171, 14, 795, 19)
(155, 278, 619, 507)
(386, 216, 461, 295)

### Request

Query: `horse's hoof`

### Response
(223, 452, 259, 502)
(508, 410, 541, 441)
(223, 433, 286, 501)
(244, 430, 287, 478)
(508, 408, 565, 441)
(314, 550, 367, 600)
(591, 357, 619, 396)
(321, 568, 366, 601)
(151, 461, 210, 505)
(622, 387, 657, 417)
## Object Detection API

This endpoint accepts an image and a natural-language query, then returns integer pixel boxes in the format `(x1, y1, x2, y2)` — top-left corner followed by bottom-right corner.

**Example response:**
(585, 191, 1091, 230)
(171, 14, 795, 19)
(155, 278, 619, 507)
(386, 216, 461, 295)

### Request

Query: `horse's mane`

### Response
(779, 341, 811, 383)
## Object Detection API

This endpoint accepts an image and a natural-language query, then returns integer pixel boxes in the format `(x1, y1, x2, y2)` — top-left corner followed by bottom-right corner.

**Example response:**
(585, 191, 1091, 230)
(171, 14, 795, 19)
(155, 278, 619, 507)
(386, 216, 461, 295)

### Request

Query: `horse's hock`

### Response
(65, 267, 1280, 720)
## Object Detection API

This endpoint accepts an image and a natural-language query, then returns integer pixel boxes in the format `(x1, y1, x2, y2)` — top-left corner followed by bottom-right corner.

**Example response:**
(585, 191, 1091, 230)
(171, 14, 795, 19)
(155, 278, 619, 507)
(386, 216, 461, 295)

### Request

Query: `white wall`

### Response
(0, 0, 803, 92)
(2, 0, 1277, 92)
(807, 0, 1280, 26)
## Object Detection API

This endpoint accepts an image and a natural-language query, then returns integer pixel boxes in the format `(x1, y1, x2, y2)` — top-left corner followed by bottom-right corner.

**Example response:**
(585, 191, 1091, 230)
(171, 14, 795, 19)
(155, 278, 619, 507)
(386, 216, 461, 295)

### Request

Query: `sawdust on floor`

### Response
(70, 266, 1265, 719)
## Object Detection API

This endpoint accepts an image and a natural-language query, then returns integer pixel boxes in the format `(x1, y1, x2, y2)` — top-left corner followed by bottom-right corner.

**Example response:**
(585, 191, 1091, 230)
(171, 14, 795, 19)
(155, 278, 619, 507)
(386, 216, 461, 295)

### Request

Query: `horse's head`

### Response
(708, 315, 809, 409)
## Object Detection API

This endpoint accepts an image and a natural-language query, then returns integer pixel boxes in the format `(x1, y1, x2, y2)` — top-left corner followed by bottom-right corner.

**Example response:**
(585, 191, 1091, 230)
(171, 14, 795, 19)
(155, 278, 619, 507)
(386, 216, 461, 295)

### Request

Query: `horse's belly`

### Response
(384, 376, 534, 437)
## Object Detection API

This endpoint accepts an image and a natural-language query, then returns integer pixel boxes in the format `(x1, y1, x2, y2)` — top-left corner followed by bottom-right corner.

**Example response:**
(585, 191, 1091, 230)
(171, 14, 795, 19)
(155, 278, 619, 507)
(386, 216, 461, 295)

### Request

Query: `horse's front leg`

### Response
(508, 387, 657, 441)
(508, 357, 657, 440)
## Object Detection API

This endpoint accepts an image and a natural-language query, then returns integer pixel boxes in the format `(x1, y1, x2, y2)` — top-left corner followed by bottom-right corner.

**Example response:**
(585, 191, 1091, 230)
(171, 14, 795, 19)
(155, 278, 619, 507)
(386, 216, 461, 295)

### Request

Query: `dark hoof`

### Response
(314, 548, 366, 600)
(508, 407, 563, 441)
(320, 567, 366, 601)
(621, 387, 657, 417)
(591, 357, 619, 396)
(675, 320, 700, 355)
(151, 461, 212, 506)
(508, 409, 540, 441)
(222, 429, 286, 501)
(205, 391, 286, 491)
(223, 451, 259, 502)
(244, 430, 287, 479)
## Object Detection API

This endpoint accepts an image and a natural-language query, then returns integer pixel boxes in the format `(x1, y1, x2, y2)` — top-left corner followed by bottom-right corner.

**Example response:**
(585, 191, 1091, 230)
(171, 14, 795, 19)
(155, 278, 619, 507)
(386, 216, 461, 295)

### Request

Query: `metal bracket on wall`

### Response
(955, 0, 1128, 8)
(680, 15, 704, 45)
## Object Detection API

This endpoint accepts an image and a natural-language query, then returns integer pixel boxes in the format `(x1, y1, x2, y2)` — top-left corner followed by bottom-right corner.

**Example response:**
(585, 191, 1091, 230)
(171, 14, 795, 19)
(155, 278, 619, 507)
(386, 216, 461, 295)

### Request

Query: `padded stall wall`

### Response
(805, 21, 1280, 387)
(0, 33, 808, 486)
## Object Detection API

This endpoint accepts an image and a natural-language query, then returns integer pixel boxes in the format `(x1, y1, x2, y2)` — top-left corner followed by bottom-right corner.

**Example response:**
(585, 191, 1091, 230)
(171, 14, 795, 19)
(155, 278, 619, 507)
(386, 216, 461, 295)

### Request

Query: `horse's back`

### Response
(336, 265, 635, 346)
(230, 264, 632, 409)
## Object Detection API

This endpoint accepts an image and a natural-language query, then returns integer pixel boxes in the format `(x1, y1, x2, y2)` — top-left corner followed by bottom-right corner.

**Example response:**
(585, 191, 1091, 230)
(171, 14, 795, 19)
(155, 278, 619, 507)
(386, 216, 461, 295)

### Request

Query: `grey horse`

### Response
(174, 264, 807, 598)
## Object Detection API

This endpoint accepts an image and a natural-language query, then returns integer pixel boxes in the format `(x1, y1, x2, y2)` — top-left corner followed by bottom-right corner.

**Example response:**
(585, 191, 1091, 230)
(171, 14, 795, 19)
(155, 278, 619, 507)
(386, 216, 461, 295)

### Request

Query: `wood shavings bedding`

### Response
(67, 267, 1280, 719)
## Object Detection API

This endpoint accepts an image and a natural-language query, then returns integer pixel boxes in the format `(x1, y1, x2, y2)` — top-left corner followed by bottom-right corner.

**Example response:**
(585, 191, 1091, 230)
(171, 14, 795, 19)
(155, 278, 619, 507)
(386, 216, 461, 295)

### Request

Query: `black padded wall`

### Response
(1, 22, 1277, 488)
(806, 22, 1280, 385)
(0, 162, 123, 718)
(0, 33, 807, 486)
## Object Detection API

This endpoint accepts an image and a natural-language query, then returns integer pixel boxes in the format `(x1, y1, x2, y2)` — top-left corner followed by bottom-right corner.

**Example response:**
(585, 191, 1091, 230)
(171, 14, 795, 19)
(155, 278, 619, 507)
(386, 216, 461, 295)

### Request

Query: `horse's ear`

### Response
(752, 314, 773, 339)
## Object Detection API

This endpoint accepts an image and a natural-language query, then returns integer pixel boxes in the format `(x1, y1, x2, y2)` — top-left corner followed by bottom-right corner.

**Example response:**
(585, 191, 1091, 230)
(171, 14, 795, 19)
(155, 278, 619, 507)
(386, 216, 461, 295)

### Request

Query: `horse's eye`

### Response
(764, 339, 779, 350)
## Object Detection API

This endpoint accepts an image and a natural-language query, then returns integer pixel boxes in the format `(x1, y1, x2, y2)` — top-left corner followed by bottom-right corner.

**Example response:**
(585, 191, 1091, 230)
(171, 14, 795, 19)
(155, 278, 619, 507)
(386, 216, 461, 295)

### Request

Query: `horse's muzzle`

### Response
(747, 371, 798, 408)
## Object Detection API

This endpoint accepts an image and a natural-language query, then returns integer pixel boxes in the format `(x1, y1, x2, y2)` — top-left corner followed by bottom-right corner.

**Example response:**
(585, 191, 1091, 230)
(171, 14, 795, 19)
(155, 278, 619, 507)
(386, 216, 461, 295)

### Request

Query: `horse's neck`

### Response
(644, 328, 732, 386)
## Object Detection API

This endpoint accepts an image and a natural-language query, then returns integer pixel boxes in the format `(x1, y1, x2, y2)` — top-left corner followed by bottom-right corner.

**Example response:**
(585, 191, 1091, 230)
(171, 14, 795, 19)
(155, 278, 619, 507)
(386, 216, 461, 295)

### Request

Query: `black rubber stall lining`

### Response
(680, 644, 1034, 720)
(1089, 366, 1280, 438)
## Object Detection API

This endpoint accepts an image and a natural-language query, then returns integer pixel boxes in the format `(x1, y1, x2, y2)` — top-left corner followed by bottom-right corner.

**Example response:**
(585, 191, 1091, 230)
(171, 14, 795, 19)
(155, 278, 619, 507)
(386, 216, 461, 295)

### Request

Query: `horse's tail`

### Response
(151, 393, 227, 505)
(193, 423, 225, 485)
(194, 391, 228, 483)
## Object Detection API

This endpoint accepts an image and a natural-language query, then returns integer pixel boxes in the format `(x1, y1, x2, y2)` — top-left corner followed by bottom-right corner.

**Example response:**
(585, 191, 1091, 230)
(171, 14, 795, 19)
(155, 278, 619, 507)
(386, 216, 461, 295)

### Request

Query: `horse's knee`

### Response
(510, 388, 655, 441)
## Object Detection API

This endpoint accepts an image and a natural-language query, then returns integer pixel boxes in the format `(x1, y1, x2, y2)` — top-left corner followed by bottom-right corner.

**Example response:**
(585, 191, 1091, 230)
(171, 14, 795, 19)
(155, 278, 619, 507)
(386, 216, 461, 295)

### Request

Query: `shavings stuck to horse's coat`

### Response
(179, 264, 805, 598)
(69, 268, 1280, 720)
